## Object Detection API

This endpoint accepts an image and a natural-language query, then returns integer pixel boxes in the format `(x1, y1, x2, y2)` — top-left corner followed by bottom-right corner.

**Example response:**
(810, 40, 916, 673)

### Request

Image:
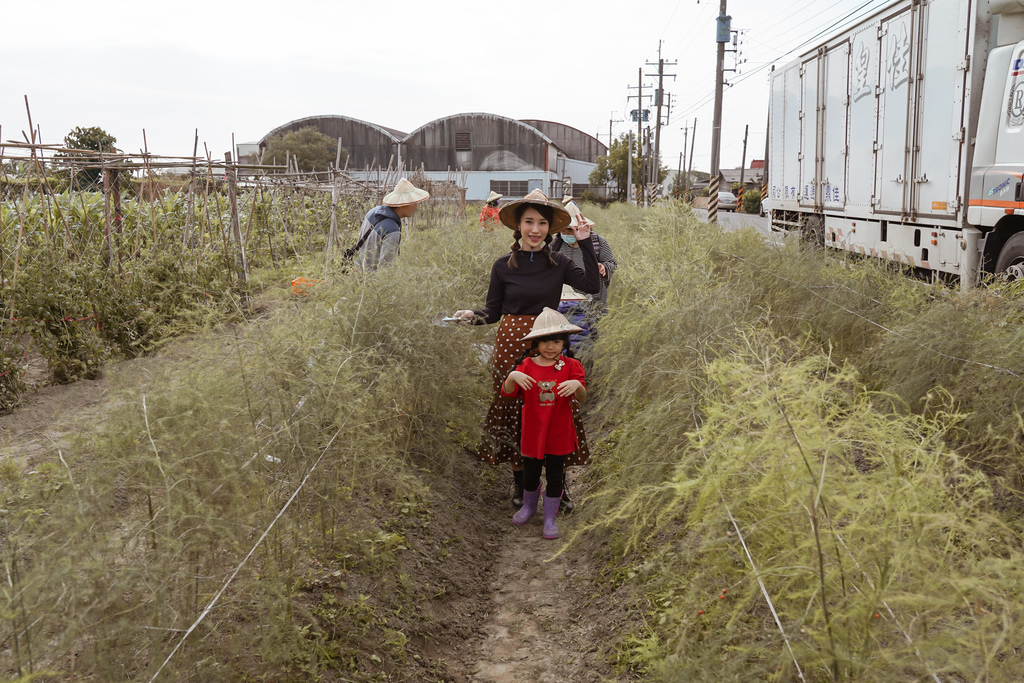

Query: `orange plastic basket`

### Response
(290, 277, 322, 296)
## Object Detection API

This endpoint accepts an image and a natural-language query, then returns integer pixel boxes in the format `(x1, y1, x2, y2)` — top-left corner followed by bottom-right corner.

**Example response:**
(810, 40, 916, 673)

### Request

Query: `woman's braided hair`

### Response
(507, 204, 560, 270)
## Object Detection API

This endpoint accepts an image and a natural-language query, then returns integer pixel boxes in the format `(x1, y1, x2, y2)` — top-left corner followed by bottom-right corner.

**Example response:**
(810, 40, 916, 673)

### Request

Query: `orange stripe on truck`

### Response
(968, 199, 1023, 208)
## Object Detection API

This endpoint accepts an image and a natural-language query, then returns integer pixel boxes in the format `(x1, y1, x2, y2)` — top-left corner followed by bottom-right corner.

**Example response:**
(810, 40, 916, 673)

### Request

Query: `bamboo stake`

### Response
(225, 152, 248, 284)
(139, 130, 154, 265)
(103, 160, 114, 268)
(183, 130, 198, 250)
(207, 149, 233, 283)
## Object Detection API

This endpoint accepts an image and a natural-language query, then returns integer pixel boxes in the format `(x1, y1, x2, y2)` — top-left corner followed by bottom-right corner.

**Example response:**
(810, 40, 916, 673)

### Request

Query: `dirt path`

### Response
(463, 522, 606, 683)
(442, 464, 630, 683)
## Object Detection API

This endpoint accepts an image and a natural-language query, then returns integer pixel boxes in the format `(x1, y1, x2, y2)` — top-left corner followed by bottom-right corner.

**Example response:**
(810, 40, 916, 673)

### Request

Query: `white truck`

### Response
(764, 0, 1024, 284)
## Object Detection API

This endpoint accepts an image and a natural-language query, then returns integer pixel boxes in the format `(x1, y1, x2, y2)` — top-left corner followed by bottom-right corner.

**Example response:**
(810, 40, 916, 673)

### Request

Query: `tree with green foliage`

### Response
(262, 126, 347, 173)
(589, 133, 641, 202)
(590, 133, 669, 202)
(59, 126, 118, 188)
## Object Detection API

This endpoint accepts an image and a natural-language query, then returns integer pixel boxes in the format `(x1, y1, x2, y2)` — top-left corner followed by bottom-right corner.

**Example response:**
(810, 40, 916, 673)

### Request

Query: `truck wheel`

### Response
(802, 215, 825, 247)
(995, 232, 1024, 279)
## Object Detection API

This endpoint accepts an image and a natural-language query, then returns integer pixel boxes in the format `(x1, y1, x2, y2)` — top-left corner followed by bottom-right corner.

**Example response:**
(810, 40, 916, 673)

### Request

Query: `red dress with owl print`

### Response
(500, 355, 586, 459)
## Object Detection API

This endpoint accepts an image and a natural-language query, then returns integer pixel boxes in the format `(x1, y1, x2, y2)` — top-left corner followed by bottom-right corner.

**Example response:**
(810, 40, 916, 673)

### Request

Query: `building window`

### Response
(490, 180, 529, 197)
(455, 132, 472, 151)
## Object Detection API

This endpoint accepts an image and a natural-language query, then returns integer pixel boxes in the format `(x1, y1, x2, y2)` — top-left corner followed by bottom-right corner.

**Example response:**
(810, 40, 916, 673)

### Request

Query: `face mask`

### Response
(562, 234, 577, 245)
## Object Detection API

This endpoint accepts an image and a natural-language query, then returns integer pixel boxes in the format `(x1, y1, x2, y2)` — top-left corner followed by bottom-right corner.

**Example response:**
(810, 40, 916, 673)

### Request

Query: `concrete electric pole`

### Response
(646, 42, 677, 198)
(708, 0, 730, 224)
(738, 124, 749, 206)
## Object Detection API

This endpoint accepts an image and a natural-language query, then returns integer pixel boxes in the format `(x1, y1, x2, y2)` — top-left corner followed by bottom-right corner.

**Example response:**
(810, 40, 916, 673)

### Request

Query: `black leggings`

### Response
(522, 455, 565, 498)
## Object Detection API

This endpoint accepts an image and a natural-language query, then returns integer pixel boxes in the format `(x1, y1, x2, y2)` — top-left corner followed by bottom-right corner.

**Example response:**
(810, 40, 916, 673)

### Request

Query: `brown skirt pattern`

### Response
(476, 314, 591, 467)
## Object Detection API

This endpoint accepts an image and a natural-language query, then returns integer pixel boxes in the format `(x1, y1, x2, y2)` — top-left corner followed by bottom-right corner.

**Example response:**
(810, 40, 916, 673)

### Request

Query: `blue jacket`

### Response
(356, 205, 403, 271)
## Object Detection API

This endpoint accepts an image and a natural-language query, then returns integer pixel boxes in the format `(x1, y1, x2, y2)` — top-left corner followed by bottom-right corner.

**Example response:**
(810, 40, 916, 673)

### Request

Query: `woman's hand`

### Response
(453, 309, 475, 324)
(507, 371, 535, 391)
(556, 379, 584, 397)
(598, 263, 607, 277)
(571, 221, 591, 241)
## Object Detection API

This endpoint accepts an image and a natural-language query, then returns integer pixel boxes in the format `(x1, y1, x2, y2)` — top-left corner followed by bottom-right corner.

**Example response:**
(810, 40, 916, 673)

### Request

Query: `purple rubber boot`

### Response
(513, 485, 540, 526)
(542, 491, 561, 539)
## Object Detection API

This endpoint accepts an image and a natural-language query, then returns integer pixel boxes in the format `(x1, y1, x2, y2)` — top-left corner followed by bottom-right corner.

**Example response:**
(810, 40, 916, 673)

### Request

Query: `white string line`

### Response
(723, 501, 808, 681)
(694, 424, 807, 680)
(723, 251, 1024, 379)
(147, 422, 346, 683)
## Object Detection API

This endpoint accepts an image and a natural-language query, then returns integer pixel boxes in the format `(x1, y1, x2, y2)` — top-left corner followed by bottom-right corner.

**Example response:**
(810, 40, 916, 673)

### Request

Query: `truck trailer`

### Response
(764, 0, 1024, 284)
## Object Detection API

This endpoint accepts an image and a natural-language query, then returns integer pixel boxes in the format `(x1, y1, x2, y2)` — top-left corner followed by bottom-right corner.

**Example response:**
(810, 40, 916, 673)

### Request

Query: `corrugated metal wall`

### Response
(402, 114, 552, 172)
(259, 115, 404, 170)
(520, 120, 608, 164)
(259, 114, 605, 182)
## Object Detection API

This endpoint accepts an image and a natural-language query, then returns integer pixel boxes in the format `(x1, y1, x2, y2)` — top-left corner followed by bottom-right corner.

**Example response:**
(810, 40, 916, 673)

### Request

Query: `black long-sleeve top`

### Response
(472, 244, 600, 324)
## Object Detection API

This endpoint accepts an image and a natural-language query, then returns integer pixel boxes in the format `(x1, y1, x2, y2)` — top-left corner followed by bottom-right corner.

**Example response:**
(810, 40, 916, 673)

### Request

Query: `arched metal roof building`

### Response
(259, 112, 610, 199)
(518, 119, 607, 164)
(401, 113, 557, 172)
(259, 115, 405, 169)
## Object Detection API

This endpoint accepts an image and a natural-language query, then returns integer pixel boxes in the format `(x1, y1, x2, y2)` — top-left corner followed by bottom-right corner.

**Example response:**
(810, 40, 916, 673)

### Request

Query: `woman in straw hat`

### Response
(453, 189, 599, 509)
(478, 191, 503, 231)
(355, 177, 429, 271)
(502, 308, 587, 539)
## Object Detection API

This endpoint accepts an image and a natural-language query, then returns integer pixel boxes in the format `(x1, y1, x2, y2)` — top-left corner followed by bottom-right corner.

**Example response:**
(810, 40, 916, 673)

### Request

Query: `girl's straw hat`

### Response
(383, 178, 430, 207)
(485, 191, 503, 203)
(498, 189, 573, 233)
(521, 307, 584, 341)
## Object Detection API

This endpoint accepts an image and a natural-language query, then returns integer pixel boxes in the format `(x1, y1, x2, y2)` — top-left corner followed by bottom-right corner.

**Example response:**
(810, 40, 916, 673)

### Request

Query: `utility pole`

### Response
(626, 71, 650, 205)
(687, 117, 697, 195)
(627, 130, 634, 205)
(676, 151, 683, 198)
(646, 42, 677, 196)
(637, 68, 644, 205)
(644, 126, 652, 187)
(608, 111, 623, 147)
(680, 124, 690, 195)
(708, 0, 730, 224)
(738, 123, 749, 206)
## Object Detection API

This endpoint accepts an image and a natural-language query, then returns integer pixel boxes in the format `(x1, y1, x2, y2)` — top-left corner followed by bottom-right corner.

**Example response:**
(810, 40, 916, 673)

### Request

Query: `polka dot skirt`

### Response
(476, 315, 591, 467)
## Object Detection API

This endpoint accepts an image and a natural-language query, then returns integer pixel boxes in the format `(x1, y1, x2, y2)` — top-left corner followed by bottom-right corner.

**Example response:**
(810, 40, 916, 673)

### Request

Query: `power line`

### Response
(667, 1, 718, 58)
(659, 0, 686, 41)
(672, 0, 891, 123)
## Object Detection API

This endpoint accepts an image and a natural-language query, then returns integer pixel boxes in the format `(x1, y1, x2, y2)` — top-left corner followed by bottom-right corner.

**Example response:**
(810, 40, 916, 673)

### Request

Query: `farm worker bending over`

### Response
(479, 191, 502, 231)
(502, 308, 588, 540)
(356, 177, 429, 271)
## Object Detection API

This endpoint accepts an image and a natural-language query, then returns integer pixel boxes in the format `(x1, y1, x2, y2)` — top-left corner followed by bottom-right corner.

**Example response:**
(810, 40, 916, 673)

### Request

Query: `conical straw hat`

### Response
(521, 307, 584, 341)
(569, 213, 595, 229)
(497, 189, 572, 233)
(562, 195, 574, 204)
(383, 178, 430, 207)
(486, 191, 503, 203)
(564, 201, 584, 223)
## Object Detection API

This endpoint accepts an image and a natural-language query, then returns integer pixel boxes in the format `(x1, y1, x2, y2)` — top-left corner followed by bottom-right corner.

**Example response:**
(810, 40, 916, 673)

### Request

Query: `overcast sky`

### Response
(1, 0, 892, 174)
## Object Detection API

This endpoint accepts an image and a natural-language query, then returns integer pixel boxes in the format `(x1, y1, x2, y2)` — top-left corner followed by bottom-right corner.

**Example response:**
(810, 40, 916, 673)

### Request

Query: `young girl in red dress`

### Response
(500, 308, 588, 540)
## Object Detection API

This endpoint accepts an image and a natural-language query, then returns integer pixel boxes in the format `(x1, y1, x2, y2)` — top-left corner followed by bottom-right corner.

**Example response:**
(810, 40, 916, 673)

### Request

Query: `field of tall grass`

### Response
(1, 222, 508, 680)
(575, 201, 1024, 680)
(5, 196, 1024, 680)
